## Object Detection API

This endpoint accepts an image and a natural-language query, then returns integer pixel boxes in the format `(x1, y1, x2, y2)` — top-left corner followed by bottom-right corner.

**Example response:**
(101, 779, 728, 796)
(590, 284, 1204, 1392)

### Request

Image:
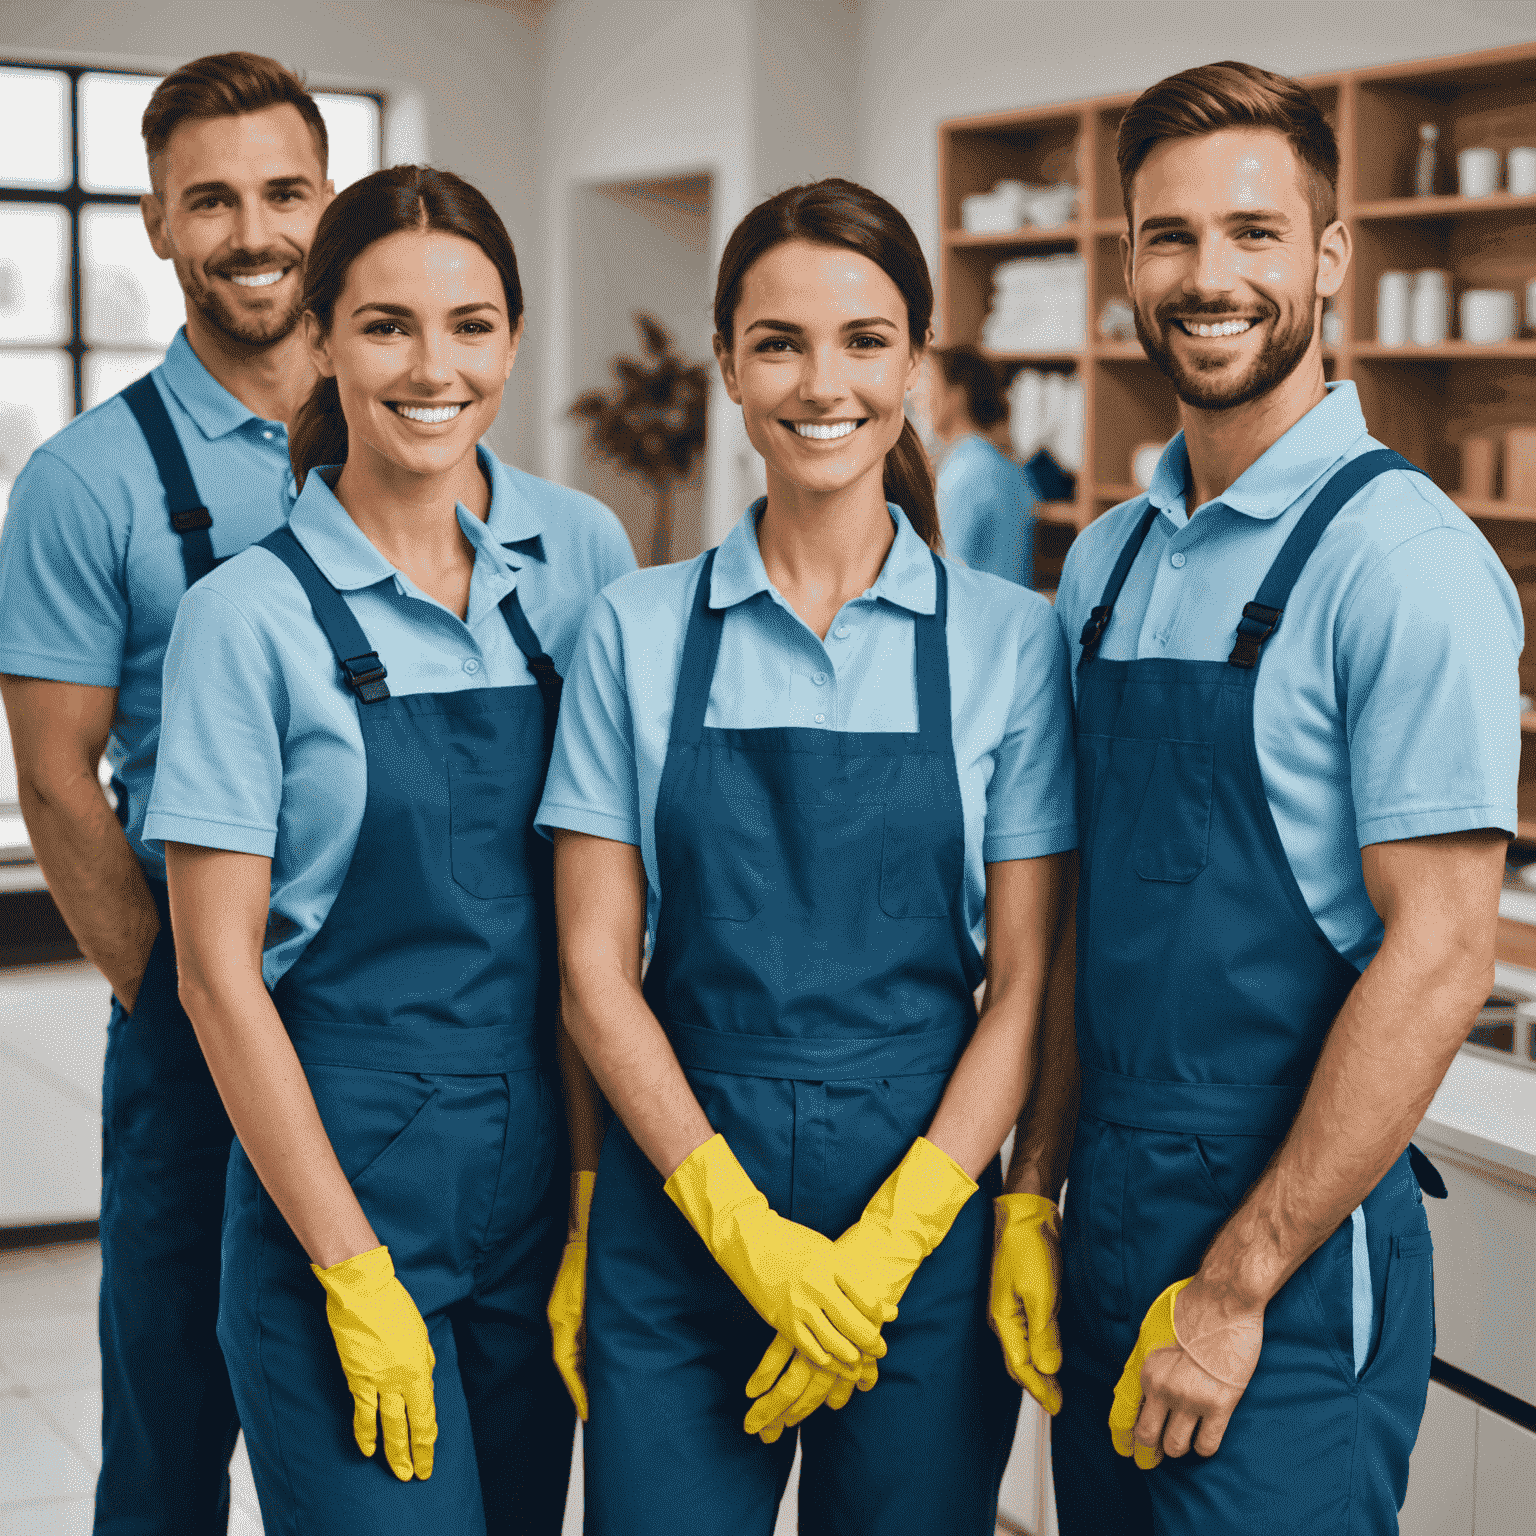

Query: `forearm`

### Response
(1202, 899, 1491, 1310)
(928, 852, 1066, 1181)
(1005, 860, 1079, 1198)
(557, 1019, 607, 1177)
(558, 958, 714, 1180)
(166, 845, 376, 1269)
(19, 773, 159, 1007)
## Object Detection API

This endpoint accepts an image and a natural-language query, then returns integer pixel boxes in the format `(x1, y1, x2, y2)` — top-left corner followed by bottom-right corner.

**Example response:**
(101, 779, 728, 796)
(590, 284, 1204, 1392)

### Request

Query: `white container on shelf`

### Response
(1377, 270, 1411, 345)
(1509, 146, 1536, 197)
(1410, 269, 1451, 347)
(1457, 146, 1501, 197)
(1460, 288, 1518, 345)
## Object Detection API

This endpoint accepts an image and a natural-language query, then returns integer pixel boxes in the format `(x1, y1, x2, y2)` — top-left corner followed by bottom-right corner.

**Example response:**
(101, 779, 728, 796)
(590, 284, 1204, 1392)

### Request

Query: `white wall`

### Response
(568, 182, 712, 563)
(0, 0, 545, 470)
(854, 0, 1536, 280)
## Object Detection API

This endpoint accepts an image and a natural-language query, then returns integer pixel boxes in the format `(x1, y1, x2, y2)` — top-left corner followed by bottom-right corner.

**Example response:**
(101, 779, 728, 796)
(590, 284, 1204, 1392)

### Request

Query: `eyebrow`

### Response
(743, 315, 900, 336)
(179, 174, 317, 203)
(350, 300, 504, 319)
(1137, 208, 1293, 235)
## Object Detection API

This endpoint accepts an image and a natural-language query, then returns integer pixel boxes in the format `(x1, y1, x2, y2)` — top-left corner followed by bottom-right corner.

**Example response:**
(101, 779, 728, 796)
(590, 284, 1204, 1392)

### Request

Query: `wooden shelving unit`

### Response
(939, 43, 1536, 827)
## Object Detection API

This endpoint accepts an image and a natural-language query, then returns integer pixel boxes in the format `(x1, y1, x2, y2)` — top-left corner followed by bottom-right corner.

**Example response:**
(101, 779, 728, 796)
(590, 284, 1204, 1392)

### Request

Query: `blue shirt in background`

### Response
(0, 329, 297, 877)
(537, 500, 1077, 952)
(1054, 381, 1522, 970)
(145, 449, 634, 987)
(937, 434, 1039, 587)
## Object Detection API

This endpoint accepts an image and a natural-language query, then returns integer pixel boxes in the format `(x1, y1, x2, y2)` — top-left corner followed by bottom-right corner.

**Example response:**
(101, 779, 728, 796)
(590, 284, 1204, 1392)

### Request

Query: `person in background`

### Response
(1008, 60, 1520, 1534)
(541, 178, 1075, 1536)
(146, 163, 632, 1528)
(0, 53, 332, 1534)
(927, 343, 1040, 587)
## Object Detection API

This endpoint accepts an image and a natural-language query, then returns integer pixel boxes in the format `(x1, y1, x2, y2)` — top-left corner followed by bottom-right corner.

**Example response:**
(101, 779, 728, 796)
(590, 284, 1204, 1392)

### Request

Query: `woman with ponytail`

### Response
(146, 164, 633, 1528)
(539, 178, 1076, 1534)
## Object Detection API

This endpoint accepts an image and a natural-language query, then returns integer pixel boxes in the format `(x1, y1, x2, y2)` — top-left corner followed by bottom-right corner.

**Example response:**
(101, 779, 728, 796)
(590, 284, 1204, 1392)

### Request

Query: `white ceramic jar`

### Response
(1410, 269, 1451, 346)
(1458, 146, 1501, 197)
(1377, 271, 1411, 346)
(1460, 288, 1518, 346)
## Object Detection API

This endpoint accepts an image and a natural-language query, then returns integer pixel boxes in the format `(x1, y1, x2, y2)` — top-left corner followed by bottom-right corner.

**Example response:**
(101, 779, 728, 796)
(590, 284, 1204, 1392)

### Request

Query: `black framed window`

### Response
(0, 62, 383, 507)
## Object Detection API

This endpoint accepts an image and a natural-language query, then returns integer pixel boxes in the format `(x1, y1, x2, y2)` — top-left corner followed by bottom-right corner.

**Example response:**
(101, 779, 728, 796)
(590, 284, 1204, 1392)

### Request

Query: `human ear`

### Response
(1316, 219, 1350, 299)
(304, 312, 337, 379)
(714, 333, 742, 406)
(140, 193, 172, 261)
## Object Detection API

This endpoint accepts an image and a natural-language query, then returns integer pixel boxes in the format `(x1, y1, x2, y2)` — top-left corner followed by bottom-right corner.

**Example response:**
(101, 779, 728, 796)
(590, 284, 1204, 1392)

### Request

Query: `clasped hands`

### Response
(665, 1134, 979, 1441)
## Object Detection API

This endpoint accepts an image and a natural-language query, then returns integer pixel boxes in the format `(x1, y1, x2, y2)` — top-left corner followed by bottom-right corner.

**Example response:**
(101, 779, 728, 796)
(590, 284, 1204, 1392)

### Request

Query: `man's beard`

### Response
(1133, 293, 1315, 412)
(181, 252, 305, 349)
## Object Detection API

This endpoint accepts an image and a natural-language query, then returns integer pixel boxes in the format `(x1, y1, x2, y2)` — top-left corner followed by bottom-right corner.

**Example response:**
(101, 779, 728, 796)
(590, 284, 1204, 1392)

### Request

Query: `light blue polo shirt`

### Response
(144, 450, 634, 987)
(1055, 382, 1522, 970)
(0, 329, 297, 878)
(938, 434, 1040, 587)
(537, 500, 1077, 951)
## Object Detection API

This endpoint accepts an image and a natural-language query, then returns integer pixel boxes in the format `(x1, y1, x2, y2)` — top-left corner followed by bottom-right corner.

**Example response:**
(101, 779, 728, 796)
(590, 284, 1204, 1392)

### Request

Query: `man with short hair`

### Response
(0, 51, 333, 1533)
(999, 60, 1520, 1532)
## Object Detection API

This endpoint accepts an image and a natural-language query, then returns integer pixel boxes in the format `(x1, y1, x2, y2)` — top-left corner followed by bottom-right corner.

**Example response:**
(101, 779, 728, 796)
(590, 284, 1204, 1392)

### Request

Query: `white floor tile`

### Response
(230, 1432, 261, 1517)
(0, 1396, 94, 1502)
(0, 1498, 94, 1535)
(0, 1312, 100, 1395)
(31, 1387, 100, 1471)
(0, 1249, 92, 1324)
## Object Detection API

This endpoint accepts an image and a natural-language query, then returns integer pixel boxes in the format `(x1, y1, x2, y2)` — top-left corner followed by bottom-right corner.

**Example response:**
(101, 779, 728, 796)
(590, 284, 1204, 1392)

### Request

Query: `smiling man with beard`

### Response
(0, 53, 331, 1536)
(1006, 60, 1523, 1535)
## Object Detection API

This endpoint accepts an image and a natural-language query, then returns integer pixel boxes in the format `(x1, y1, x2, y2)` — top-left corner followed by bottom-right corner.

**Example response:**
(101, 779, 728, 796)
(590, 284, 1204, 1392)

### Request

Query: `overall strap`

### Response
(1229, 448, 1417, 669)
(1080, 504, 1159, 664)
(666, 549, 724, 753)
(499, 587, 562, 753)
(913, 553, 953, 747)
(120, 374, 218, 588)
(256, 527, 390, 702)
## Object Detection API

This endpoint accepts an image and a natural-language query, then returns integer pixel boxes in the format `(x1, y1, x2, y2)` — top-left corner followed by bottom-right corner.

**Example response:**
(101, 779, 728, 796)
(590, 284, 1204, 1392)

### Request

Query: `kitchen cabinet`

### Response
(1473, 1409, 1536, 1536)
(1399, 1380, 1478, 1536)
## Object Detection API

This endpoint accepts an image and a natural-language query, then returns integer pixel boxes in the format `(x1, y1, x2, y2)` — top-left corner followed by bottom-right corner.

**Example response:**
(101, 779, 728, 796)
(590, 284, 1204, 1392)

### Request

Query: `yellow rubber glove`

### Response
(988, 1193, 1064, 1414)
(743, 1326, 879, 1441)
(741, 1138, 976, 1440)
(312, 1245, 437, 1482)
(1109, 1277, 1193, 1471)
(826, 1137, 979, 1326)
(548, 1170, 596, 1421)
(664, 1134, 886, 1374)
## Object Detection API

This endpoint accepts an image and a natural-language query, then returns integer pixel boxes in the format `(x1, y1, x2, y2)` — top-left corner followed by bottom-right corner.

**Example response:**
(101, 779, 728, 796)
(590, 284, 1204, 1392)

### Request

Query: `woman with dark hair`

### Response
(144, 164, 633, 1528)
(927, 343, 1041, 587)
(539, 178, 1075, 1534)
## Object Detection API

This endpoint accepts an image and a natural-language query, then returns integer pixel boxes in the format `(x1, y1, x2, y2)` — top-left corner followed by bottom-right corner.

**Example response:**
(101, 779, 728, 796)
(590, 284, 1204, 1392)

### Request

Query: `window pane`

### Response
(84, 350, 165, 412)
(79, 72, 160, 194)
(0, 206, 70, 345)
(0, 67, 70, 189)
(81, 205, 184, 348)
(314, 93, 380, 193)
(0, 350, 73, 522)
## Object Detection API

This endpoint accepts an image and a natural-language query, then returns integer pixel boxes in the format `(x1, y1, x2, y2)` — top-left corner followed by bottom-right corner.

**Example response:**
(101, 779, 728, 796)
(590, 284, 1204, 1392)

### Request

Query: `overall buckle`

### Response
(1080, 605, 1113, 657)
(169, 506, 213, 533)
(1227, 602, 1283, 668)
(340, 651, 390, 702)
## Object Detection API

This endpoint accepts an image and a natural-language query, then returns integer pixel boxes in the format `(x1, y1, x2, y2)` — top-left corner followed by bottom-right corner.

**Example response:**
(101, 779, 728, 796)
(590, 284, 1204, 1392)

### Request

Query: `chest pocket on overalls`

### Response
(1132, 738, 1214, 883)
(448, 764, 538, 899)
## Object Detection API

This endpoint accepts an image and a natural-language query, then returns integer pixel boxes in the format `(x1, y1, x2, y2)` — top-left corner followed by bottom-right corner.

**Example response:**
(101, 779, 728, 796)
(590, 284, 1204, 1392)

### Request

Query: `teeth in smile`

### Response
(229, 270, 286, 288)
(395, 403, 464, 424)
(793, 420, 858, 440)
(1184, 318, 1254, 337)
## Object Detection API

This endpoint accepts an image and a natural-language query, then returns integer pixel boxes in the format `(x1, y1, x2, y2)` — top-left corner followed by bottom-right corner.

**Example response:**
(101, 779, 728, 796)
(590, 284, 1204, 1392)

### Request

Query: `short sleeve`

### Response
(145, 584, 286, 855)
(595, 513, 639, 589)
(1339, 524, 1522, 845)
(981, 604, 1078, 862)
(536, 594, 642, 846)
(0, 449, 127, 686)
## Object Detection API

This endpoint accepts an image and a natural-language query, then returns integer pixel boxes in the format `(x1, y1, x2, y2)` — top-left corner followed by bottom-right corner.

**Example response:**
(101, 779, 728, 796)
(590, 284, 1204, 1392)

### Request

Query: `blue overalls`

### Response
(215, 527, 572, 1533)
(97, 375, 244, 1534)
(583, 550, 1021, 1536)
(1052, 452, 1438, 1534)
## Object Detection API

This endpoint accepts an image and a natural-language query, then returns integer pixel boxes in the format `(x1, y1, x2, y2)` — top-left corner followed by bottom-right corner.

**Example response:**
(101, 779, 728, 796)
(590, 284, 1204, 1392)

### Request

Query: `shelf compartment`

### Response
(943, 225, 1083, 249)
(979, 348, 1083, 367)
(1356, 192, 1536, 219)
(1353, 341, 1536, 359)
(1459, 497, 1536, 524)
